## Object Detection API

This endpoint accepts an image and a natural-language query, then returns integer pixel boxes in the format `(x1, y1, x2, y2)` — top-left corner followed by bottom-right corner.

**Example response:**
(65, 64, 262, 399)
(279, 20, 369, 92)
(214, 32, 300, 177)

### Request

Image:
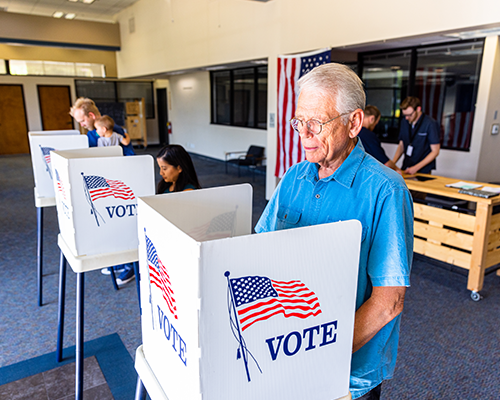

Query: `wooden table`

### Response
(404, 174, 500, 300)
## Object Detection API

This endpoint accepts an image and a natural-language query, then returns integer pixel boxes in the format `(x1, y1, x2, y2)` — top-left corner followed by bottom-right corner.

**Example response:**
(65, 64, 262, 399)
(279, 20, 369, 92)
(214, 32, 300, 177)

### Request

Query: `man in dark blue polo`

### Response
(392, 96, 440, 174)
(358, 105, 401, 173)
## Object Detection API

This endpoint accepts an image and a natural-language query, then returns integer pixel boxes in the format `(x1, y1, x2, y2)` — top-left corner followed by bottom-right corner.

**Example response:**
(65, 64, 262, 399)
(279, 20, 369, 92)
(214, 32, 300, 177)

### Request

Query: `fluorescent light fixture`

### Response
(82, 0, 95, 3)
(68, 0, 78, 2)
(65, 13, 76, 19)
(53, 11, 64, 18)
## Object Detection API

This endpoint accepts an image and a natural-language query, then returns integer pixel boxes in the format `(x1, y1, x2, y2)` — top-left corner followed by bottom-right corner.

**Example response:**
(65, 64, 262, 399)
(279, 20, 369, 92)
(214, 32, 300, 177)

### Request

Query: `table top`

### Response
(403, 174, 500, 205)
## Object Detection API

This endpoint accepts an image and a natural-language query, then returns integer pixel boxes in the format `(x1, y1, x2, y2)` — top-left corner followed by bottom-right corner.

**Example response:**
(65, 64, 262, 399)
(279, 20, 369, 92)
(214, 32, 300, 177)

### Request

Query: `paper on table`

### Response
(445, 181, 483, 189)
(481, 186, 500, 193)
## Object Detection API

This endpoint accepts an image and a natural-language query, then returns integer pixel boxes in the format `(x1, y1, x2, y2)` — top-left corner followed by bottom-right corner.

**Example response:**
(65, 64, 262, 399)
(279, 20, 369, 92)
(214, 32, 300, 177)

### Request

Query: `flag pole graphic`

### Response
(225, 271, 251, 382)
(81, 172, 104, 227)
(145, 229, 155, 330)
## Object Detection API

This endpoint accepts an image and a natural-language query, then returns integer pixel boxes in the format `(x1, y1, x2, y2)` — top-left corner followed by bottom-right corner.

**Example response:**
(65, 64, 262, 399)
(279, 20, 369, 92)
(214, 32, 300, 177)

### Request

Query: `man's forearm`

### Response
(352, 286, 406, 353)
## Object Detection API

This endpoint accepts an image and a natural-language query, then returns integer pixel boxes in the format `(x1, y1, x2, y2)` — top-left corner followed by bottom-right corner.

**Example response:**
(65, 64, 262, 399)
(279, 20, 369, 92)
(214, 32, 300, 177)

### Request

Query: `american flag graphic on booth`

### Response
(188, 210, 236, 241)
(82, 174, 135, 202)
(229, 275, 321, 331)
(55, 169, 67, 200)
(146, 234, 178, 319)
(40, 146, 55, 178)
(275, 48, 330, 178)
(40, 146, 54, 166)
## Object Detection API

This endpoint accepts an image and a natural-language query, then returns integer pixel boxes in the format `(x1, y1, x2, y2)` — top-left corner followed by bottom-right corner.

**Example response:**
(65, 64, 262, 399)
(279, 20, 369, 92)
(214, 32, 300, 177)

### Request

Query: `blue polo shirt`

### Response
(357, 127, 389, 165)
(398, 113, 440, 173)
(86, 124, 135, 156)
(255, 140, 413, 398)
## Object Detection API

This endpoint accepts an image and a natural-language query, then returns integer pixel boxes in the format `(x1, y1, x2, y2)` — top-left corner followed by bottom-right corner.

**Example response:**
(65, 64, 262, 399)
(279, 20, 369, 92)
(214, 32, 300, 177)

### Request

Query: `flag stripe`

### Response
(229, 275, 322, 331)
(275, 49, 330, 178)
(146, 235, 178, 319)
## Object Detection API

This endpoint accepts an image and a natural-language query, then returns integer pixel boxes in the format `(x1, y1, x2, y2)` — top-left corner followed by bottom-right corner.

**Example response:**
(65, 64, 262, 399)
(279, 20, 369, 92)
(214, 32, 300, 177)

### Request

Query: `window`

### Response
(361, 39, 484, 150)
(75, 80, 155, 121)
(8, 60, 106, 77)
(211, 66, 267, 129)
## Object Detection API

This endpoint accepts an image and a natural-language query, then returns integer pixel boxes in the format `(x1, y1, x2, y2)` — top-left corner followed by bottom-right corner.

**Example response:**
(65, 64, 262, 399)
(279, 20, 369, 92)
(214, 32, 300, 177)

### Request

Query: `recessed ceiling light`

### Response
(82, 0, 95, 4)
(53, 11, 64, 18)
(65, 13, 76, 19)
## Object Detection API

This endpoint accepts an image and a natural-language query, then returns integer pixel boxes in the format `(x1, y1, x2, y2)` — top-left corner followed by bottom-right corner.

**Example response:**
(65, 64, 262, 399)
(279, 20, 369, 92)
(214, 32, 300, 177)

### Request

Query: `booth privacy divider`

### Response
(137, 184, 361, 400)
(28, 130, 88, 306)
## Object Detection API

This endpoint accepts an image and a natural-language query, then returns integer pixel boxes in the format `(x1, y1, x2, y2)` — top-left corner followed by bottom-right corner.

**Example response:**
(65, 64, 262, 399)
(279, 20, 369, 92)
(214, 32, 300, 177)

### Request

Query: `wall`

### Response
(0, 75, 78, 132)
(168, 71, 267, 159)
(115, 0, 500, 197)
(476, 36, 500, 182)
(0, 11, 120, 50)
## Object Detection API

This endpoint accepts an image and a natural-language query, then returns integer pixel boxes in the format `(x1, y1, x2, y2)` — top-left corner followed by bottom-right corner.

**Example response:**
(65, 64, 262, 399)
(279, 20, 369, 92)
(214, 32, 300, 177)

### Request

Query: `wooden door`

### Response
(0, 84, 29, 155)
(37, 85, 74, 131)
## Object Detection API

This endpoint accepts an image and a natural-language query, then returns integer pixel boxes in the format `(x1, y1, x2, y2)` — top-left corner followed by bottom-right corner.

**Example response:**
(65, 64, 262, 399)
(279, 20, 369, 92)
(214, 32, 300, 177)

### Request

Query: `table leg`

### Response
(133, 261, 141, 310)
(76, 272, 85, 400)
(37, 207, 43, 307)
(468, 202, 493, 292)
(134, 377, 147, 400)
(56, 252, 67, 362)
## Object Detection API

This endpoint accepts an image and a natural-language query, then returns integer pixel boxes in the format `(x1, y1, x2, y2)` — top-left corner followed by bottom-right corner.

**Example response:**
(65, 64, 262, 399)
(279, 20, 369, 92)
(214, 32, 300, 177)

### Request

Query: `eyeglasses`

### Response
(290, 113, 351, 135)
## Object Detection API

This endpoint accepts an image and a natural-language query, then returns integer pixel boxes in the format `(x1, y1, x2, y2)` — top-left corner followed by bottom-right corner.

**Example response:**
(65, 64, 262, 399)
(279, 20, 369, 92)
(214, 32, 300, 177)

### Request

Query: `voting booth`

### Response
(51, 147, 155, 258)
(29, 132, 88, 204)
(137, 184, 361, 400)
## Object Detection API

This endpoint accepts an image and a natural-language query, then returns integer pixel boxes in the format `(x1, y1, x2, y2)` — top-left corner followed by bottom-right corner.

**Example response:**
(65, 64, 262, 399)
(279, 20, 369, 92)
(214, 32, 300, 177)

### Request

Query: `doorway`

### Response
(156, 88, 169, 145)
(0, 84, 29, 155)
(37, 85, 74, 131)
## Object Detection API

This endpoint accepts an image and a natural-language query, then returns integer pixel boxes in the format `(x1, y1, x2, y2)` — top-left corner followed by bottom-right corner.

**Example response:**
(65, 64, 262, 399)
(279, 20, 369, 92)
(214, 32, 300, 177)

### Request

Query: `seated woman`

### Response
(156, 144, 202, 193)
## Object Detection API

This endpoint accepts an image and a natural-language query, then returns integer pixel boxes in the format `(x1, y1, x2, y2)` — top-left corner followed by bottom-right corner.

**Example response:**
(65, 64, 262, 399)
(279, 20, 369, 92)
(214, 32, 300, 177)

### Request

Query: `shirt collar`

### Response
(298, 139, 366, 188)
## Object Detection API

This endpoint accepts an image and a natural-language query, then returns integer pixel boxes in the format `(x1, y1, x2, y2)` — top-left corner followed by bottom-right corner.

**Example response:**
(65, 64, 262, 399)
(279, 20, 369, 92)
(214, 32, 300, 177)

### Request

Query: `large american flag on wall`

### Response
(275, 48, 331, 178)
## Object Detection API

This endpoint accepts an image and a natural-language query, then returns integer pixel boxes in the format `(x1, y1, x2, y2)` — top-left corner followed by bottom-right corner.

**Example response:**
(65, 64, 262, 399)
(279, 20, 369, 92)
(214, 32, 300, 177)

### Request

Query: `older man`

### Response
(255, 63, 413, 399)
(70, 97, 135, 156)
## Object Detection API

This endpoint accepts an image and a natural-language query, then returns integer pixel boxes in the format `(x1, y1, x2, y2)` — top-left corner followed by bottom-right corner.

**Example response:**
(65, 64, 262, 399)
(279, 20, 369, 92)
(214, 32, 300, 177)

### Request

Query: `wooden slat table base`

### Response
(405, 174, 500, 296)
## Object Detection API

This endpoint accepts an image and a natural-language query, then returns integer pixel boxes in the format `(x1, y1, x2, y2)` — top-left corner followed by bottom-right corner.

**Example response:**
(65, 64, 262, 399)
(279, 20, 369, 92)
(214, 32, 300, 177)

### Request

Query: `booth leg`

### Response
(56, 252, 67, 362)
(134, 377, 147, 400)
(37, 207, 43, 307)
(110, 267, 119, 291)
(133, 261, 141, 309)
(75, 272, 85, 400)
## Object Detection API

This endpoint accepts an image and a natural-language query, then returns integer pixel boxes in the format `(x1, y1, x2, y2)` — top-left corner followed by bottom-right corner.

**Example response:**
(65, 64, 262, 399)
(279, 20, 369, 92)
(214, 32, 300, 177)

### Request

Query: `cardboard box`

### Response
(29, 132, 89, 200)
(126, 101, 141, 115)
(126, 116, 142, 139)
(137, 184, 361, 400)
(51, 147, 155, 257)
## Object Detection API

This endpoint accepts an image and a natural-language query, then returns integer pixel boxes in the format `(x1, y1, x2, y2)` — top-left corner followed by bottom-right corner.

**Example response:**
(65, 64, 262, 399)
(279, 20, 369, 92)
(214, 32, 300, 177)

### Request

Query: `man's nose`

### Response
(297, 124, 313, 138)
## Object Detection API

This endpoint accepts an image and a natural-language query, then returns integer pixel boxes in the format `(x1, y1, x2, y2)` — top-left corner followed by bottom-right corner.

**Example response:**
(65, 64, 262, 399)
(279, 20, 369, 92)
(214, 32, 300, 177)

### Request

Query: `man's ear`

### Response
(349, 109, 364, 139)
(88, 112, 96, 120)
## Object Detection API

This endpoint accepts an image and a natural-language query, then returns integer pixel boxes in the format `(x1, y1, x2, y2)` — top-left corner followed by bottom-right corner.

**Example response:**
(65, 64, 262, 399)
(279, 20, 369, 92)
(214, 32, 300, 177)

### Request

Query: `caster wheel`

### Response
(470, 291, 482, 302)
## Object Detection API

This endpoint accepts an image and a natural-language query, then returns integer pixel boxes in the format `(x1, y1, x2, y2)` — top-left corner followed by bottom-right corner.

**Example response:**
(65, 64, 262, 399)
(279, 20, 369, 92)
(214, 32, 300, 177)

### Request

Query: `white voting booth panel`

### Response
(29, 130, 80, 135)
(51, 147, 155, 257)
(137, 184, 361, 400)
(29, 133, 88, 201)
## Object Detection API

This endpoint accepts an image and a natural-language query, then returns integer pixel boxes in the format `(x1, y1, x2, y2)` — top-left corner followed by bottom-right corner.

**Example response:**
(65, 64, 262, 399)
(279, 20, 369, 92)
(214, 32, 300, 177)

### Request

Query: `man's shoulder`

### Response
(360, 155, 407, 191)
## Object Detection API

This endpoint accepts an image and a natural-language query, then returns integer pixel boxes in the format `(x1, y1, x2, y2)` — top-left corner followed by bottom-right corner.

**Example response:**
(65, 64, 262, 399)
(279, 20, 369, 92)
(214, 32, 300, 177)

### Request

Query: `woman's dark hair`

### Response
(156, 145, 201, 193)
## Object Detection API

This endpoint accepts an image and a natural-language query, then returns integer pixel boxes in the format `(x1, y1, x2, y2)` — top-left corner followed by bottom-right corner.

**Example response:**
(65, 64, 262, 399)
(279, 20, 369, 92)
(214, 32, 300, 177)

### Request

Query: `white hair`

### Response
(297, 63, 365, 123)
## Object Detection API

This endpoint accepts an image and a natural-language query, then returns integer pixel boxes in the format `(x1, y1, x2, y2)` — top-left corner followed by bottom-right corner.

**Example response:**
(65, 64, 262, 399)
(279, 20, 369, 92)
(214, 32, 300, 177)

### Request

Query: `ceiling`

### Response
(0, 0, 139, 22)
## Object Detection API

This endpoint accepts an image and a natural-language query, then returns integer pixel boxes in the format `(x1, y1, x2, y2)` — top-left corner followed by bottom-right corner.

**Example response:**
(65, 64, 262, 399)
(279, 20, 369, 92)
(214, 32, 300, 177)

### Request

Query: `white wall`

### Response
(168, 71, 267, 159)
(0, 75, 78, 132)
(115, 0, 500, 196)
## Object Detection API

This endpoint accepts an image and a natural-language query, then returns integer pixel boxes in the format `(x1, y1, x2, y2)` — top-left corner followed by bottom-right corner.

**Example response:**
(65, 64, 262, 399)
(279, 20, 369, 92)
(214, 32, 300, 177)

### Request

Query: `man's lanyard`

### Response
(409, 114, 425, 146)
